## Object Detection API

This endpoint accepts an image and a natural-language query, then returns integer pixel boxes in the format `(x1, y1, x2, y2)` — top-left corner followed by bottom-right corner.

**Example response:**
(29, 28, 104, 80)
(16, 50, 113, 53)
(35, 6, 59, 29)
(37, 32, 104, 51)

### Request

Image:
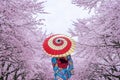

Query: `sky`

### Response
(40, 0, 94, 36)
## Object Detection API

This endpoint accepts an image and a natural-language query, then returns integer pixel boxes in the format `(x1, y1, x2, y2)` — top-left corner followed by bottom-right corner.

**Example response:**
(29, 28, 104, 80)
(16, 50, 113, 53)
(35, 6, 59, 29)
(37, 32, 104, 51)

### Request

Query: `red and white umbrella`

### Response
(42, 34, 76, 57)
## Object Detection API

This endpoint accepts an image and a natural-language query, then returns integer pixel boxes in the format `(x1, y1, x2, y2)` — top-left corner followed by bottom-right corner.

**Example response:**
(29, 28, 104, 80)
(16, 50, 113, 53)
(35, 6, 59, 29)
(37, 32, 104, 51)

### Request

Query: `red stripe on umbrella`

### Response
(42, 34, 75, 57)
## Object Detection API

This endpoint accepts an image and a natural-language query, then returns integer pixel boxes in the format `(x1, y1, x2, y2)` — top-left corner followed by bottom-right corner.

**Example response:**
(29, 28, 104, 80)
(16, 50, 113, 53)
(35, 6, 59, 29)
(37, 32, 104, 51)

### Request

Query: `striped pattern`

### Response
(42, 34, 76, 57)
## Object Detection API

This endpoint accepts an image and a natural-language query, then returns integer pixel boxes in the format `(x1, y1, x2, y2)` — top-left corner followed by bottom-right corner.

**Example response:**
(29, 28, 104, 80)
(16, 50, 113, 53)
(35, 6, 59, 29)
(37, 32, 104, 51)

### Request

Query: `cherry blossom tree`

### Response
(0, 0, 52, 80)
(70, 0, 120, 80)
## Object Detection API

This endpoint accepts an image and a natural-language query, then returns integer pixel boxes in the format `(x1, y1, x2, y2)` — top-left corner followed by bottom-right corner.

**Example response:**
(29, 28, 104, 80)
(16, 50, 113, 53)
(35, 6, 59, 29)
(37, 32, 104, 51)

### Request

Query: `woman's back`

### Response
(57, 57, 68, 69)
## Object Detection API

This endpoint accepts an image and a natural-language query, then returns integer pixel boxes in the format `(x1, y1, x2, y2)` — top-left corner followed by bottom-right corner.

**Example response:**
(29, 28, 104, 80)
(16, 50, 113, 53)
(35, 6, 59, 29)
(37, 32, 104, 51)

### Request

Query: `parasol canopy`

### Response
(42, 34, 76, 57)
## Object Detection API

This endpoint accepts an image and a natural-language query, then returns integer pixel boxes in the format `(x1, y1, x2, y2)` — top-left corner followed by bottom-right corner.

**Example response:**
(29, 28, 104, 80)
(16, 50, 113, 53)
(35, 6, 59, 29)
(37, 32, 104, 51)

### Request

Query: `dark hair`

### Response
(59, 57, 68, 63)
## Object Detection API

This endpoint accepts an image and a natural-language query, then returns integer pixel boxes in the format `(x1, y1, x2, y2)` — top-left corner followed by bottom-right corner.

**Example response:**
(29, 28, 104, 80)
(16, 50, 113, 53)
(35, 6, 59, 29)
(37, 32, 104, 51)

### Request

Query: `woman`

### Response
(51, 55, 74, 80)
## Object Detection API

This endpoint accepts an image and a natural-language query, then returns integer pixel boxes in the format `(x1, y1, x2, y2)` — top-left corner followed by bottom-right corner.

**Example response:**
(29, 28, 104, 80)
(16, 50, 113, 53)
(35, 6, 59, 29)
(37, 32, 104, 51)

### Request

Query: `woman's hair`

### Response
(59, 57, 68, 63)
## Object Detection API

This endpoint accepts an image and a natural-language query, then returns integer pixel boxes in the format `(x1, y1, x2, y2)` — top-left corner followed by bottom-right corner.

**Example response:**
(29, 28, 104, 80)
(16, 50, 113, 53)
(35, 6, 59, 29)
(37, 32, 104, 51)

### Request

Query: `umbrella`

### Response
(42, 34, 76, 57)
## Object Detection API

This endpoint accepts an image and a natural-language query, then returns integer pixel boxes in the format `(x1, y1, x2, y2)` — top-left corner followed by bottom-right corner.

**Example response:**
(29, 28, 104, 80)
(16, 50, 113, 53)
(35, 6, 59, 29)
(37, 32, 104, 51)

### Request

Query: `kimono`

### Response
(51, 55, 74, 80)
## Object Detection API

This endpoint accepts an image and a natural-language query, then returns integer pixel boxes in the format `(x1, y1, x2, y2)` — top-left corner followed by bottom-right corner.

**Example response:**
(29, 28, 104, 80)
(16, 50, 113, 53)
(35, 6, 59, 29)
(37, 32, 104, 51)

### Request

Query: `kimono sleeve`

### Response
(51, 57, 58, 72)
(67, 55, 74, 71)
